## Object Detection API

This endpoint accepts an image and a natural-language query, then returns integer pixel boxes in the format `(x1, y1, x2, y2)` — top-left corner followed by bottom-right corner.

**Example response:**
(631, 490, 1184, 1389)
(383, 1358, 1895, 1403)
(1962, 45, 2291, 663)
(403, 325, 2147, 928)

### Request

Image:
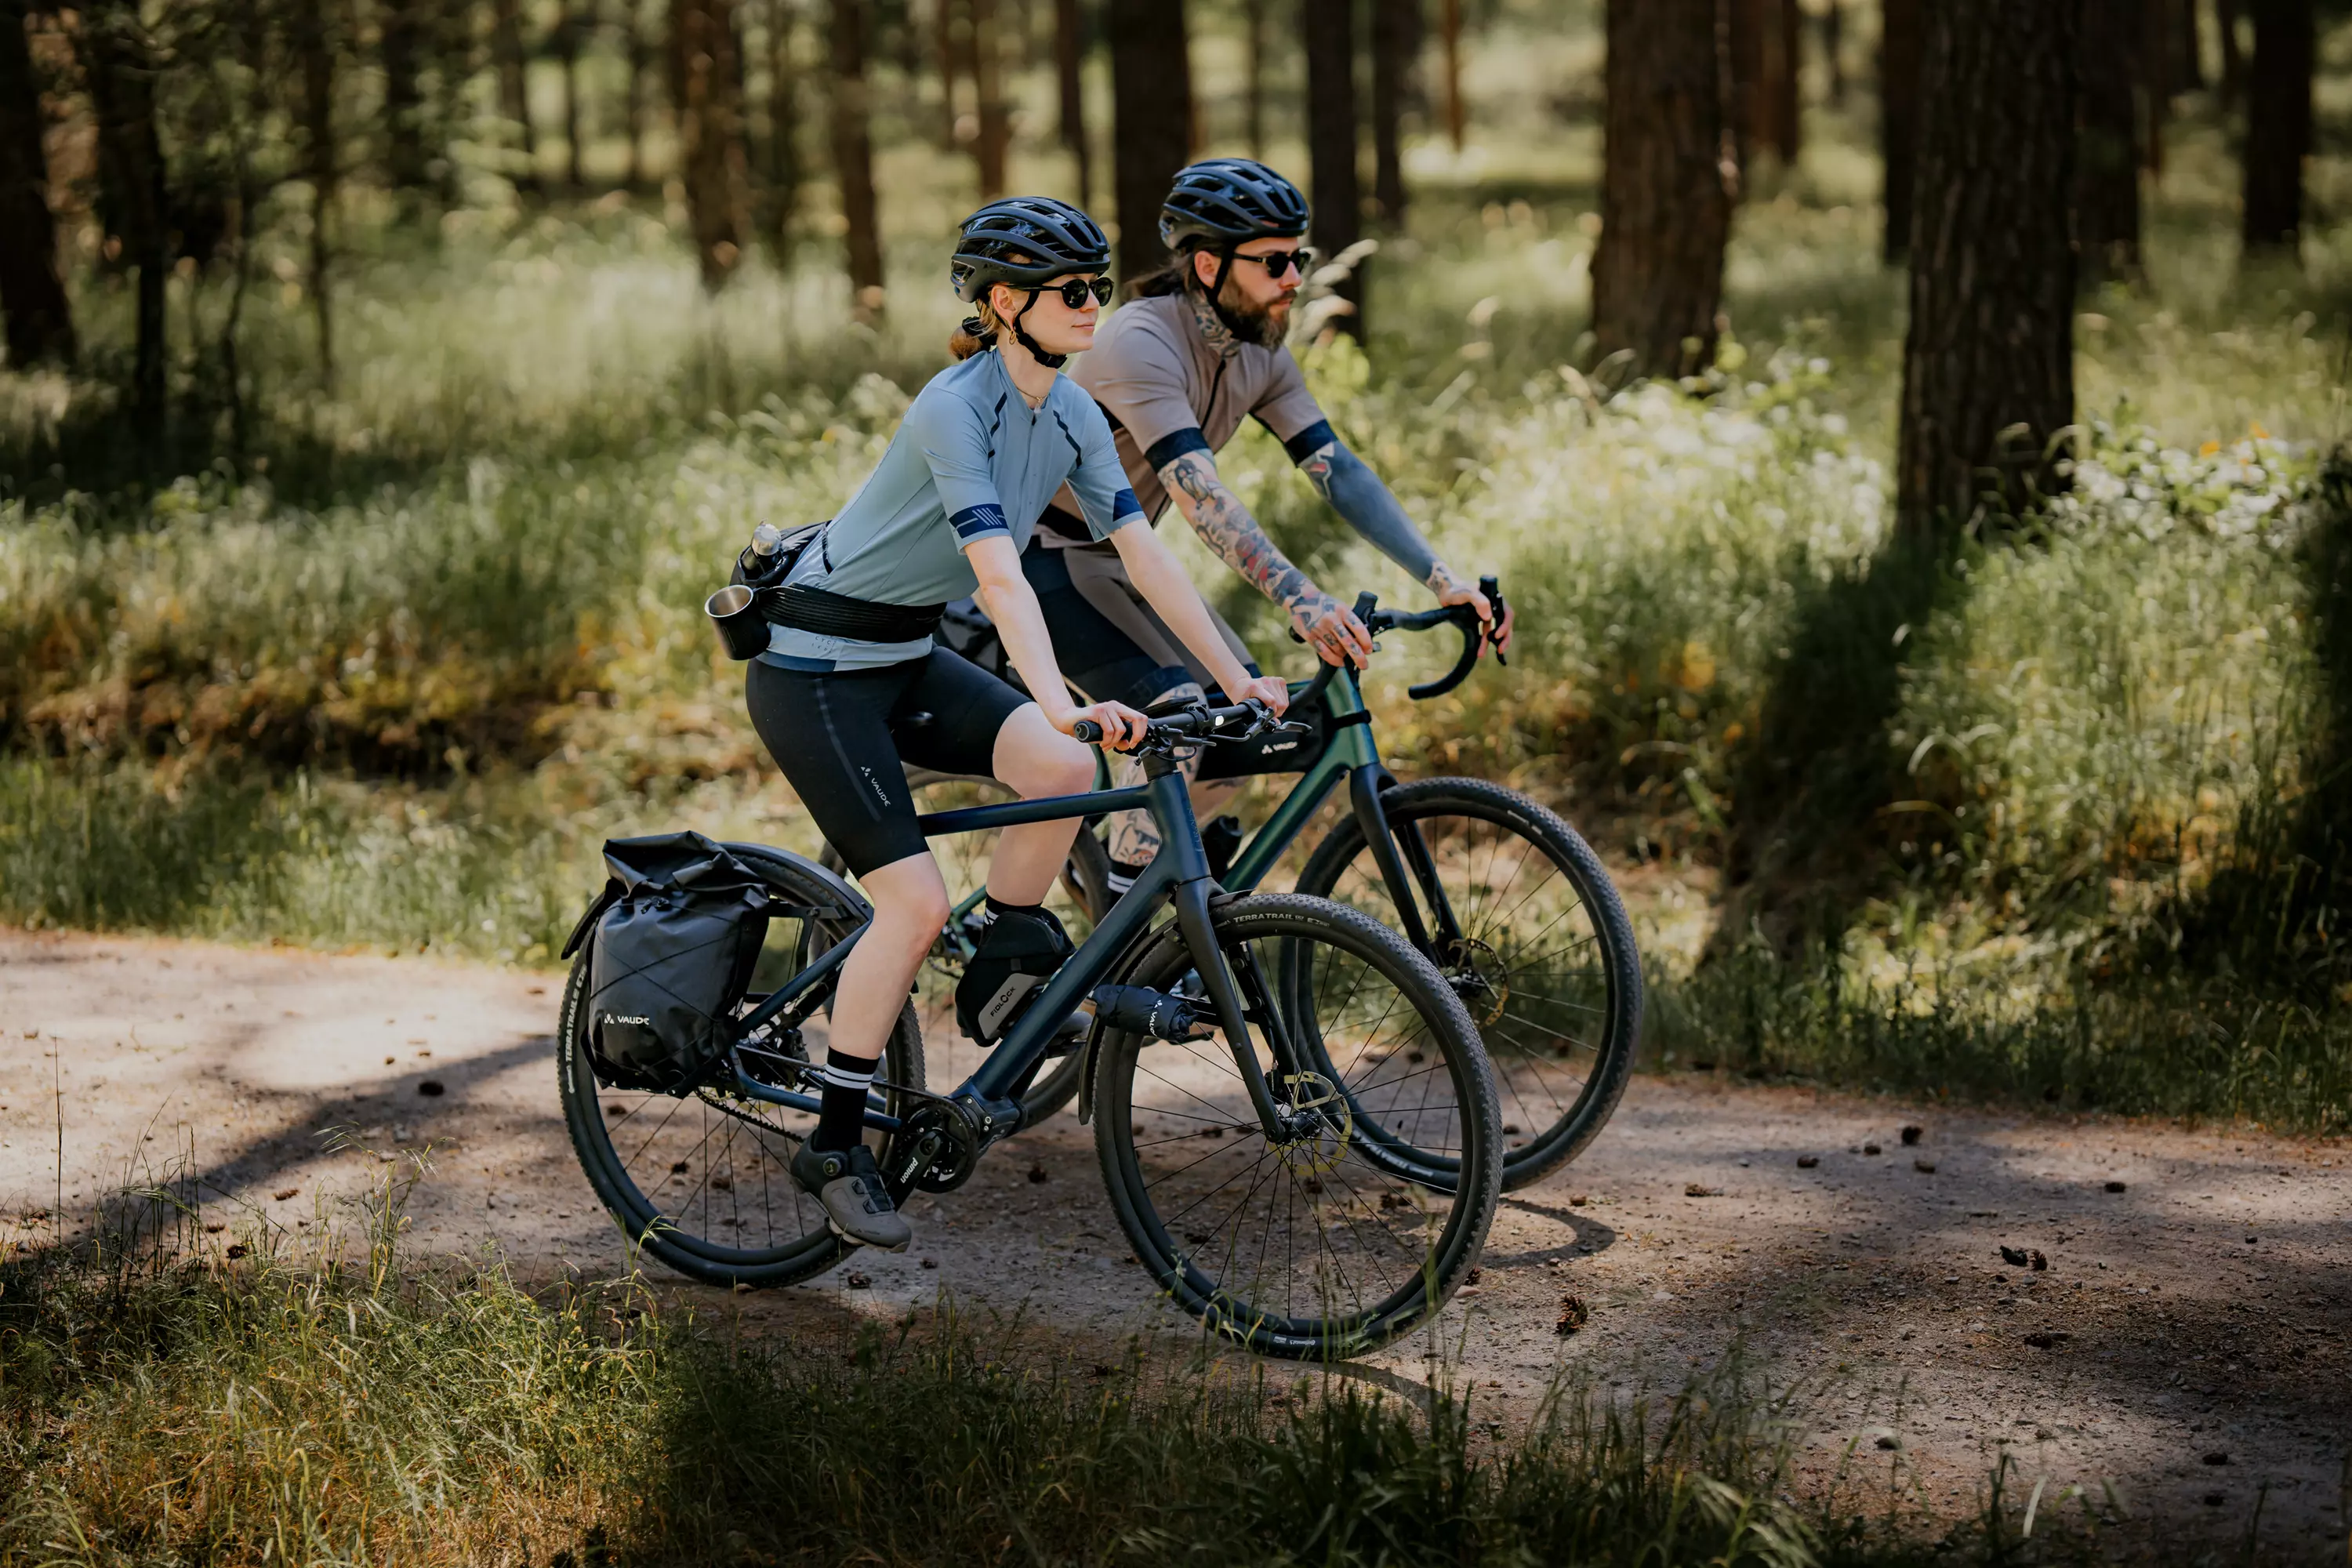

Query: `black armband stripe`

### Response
(1279, 419, 1338, 465)
(1143, 427, 1212, 472)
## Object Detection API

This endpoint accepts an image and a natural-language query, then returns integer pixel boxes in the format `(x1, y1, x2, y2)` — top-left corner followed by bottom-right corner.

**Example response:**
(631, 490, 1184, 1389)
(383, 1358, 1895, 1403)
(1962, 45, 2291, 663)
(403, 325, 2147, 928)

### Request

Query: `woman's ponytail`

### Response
(948, 299, 1005, 361)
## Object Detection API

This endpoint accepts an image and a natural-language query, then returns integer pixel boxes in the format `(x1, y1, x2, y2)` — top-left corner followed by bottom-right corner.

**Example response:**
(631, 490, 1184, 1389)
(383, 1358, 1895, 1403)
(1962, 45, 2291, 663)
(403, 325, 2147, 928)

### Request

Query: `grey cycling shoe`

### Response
(790, 1142, 912, 1251)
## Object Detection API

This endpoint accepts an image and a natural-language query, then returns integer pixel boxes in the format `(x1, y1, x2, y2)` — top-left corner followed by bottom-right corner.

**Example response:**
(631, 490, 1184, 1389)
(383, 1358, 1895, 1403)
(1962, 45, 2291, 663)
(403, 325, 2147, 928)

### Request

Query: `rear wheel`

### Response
(557, 843, 924, 1287)
(818, 772, 1112, 1128)
(1092, 894, 1501, 1360)
(1294, 779, 1642, 1188)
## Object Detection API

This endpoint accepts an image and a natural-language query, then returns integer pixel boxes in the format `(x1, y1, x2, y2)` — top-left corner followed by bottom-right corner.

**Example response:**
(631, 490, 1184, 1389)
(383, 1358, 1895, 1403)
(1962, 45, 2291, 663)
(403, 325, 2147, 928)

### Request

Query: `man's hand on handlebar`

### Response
(1428, 564, 1515, 658)
(1054, 699, 1150, 752)
(1288, 588, 1376, 669)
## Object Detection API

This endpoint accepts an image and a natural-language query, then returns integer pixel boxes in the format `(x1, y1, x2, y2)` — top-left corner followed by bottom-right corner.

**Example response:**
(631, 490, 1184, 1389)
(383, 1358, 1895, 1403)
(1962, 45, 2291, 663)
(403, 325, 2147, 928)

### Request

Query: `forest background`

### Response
(1, 0, 2350, 1139)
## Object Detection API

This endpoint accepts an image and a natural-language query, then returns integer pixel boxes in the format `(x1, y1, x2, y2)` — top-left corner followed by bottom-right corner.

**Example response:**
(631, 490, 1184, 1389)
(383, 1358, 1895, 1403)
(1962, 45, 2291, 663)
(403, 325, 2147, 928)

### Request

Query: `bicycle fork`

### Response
(1346, 764, 1467, 963)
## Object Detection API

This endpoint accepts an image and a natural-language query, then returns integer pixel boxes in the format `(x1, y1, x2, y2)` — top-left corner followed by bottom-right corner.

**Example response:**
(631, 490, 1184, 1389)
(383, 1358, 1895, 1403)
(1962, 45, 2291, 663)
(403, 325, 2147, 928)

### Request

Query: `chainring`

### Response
(894, 1100, 985, 1195)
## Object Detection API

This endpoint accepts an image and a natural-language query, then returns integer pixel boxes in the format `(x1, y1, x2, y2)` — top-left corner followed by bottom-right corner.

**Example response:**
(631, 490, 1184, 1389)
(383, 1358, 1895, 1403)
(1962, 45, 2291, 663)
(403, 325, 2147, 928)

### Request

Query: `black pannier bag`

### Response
(572, 832, 773, 1094)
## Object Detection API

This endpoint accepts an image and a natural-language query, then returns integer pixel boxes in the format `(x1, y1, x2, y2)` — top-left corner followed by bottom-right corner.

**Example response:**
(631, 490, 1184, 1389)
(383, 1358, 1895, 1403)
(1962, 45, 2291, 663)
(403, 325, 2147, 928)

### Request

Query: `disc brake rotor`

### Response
(1440, 936, 1509, 1028)
(1272, 1070, 1352, 1176)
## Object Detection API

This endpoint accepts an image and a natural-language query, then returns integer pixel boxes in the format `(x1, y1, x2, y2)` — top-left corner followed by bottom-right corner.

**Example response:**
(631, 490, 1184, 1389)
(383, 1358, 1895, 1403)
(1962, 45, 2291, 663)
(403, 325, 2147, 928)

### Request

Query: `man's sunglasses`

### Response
(1036, 277, 1116, 309)
(1232, 247, 1316, 278)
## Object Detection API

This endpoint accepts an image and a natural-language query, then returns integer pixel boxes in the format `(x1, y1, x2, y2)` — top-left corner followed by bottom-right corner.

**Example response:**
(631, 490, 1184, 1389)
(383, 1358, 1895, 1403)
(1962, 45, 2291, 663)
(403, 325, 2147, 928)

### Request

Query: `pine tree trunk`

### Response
(622, 0, 652, 187)
(1105, 0, 1191, 281)
(2078, 0, 2143, 282)
(1370, 0, 1410, 225)
(382, 0, 427, 189)
(1821, 0, 1843, 105)
(1878, 0, 1919, 260)
(2169, 0, 2202, 91)
(1302, 0, 1361, 333)
(2216, 0, 2244, 107)
(1895, 0, 2078, 535)
(1054, 0, 1091, 204)
(2241, 0, 2311, 252)
(673, 0, 748, 289)
(1592, 0, 1733, 377)
(0, 2, 75, 366)
(971, 0, 1008, 196)
(1439, 0, 1463, 150)
(936, 0, 964, 151)
(761, 0, 797, 258)
(1729, 0, 1798, 167)
(297, 0, 336, 387)
(492, 0, 539, 191)
(829, 0, 884, 312)
(1727, 0, 1760, 167)
(556, 0, 585, 189)
(1772, 0, 1800, 161)
(82, 2, 168, 435)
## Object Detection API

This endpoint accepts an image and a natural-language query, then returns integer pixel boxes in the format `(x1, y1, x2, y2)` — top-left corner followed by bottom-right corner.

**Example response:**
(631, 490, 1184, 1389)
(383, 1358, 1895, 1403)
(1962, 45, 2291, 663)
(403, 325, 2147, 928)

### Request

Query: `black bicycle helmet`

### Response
(950, 197, 1110, 302)
(1158, 158, 1310, 253)
(949, 197, 1110, 368)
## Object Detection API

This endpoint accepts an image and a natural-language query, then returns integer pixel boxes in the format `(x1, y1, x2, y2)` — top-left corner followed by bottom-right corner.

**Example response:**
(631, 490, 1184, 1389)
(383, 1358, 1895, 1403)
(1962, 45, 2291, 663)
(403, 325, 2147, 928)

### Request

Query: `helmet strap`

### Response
(1200, 247, 1250, 344)
(1011, 289, 1069, 369)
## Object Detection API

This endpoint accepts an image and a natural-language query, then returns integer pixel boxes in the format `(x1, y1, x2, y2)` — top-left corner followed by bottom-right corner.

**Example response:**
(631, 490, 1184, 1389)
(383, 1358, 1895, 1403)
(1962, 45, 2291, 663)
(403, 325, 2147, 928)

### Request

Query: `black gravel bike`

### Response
(558, 699, 1504, 1359)
(846, 582, 1642, 1189)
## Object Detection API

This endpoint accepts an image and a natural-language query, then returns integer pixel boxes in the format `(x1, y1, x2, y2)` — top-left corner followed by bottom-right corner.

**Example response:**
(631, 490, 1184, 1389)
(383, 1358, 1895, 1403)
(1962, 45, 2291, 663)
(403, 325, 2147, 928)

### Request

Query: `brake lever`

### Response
(1481, 574, 1509, 668)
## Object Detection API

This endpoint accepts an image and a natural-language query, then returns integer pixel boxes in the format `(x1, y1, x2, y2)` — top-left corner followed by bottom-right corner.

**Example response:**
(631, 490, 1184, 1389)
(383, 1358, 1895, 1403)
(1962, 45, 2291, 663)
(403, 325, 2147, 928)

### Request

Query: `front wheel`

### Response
(1092, 894, 1501, 1360)
(1294, 778, 1642, 1189)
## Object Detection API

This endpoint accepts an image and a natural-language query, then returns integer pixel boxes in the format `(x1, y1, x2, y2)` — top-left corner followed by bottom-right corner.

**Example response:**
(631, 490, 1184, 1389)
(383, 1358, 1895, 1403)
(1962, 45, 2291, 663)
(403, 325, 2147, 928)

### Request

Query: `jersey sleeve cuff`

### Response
(949, 503, 1011, 543)
(1279, 419, 1337, 465)
(1143, 427, 1212, 473)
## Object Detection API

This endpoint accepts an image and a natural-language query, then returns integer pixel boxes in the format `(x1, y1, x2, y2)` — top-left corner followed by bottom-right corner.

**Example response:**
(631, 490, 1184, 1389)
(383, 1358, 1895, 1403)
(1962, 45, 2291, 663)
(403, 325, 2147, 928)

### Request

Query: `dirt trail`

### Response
(3, 927, 2346, 1560)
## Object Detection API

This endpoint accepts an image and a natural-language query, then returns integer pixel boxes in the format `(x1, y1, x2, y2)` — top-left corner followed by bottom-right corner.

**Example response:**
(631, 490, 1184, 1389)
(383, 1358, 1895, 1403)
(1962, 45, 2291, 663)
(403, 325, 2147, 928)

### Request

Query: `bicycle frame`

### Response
(720, 754, 1302, 1147)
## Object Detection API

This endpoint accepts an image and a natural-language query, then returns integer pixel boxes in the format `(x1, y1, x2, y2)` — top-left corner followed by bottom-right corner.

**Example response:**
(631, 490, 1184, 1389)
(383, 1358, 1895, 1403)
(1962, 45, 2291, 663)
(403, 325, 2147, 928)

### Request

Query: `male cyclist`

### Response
(1015, 157, 1512, 884)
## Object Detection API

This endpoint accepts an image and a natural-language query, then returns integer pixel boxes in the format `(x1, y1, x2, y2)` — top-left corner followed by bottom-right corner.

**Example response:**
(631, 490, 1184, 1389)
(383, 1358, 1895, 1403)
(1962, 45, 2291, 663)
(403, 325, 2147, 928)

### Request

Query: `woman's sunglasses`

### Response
(1037, 277, 1116, 309)
(1232, 247, 1316, 278)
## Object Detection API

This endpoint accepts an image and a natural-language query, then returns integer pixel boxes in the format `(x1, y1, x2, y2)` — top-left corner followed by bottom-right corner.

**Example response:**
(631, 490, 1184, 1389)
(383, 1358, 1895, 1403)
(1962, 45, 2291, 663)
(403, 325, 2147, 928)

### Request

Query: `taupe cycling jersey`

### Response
(1040, 292, 1330, 539)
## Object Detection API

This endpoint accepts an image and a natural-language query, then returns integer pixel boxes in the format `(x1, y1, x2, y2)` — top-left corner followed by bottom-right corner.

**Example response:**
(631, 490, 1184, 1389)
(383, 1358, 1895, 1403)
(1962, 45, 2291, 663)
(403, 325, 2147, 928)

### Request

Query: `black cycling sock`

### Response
(810, 1050, 880, 1152)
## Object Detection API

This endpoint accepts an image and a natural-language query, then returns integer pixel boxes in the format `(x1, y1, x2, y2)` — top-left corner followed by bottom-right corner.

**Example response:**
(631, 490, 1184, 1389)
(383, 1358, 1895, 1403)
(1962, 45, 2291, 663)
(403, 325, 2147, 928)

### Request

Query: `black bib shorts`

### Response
(746, 650, 1032, 877)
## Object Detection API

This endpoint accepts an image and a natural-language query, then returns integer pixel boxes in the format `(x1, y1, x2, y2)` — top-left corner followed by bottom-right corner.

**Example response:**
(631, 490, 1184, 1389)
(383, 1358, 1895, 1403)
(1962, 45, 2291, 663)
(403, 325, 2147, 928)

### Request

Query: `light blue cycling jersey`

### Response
(763, 350, 1144, 671)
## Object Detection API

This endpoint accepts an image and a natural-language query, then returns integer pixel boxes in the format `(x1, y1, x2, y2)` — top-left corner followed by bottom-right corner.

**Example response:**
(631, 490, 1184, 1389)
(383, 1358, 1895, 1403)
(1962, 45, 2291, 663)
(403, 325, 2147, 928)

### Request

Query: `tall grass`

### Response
(0, 1170, 2100, 1568)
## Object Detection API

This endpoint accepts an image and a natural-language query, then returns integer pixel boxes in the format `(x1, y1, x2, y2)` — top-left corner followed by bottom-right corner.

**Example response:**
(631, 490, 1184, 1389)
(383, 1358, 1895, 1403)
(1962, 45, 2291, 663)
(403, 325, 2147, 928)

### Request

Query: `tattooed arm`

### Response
(1296, 432, 1513, 654)
(1157, 447, 1375, 667)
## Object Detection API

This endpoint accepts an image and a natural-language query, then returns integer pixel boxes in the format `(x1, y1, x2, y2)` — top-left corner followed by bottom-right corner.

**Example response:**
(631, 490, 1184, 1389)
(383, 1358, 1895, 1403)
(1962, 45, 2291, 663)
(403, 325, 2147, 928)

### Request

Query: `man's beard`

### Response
(1210, 272, 1292, 349)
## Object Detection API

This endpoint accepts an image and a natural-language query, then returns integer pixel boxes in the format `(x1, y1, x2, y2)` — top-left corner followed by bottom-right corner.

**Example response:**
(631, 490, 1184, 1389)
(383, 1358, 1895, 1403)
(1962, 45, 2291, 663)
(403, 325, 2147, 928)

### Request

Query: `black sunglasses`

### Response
(1232, 247, 1316, 278)
(1036, 277, 1116, 309)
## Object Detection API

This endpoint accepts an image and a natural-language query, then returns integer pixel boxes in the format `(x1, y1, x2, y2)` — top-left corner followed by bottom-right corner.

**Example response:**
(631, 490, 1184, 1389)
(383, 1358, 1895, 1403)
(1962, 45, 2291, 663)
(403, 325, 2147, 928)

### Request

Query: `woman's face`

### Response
(992, 274, 1105, 358)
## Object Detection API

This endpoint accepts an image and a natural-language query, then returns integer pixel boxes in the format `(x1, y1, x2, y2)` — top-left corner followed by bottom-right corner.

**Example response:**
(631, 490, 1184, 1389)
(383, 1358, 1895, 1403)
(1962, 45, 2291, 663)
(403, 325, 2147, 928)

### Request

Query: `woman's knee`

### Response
(866, 859, 952, 940)
(996, 710, 1094, 797)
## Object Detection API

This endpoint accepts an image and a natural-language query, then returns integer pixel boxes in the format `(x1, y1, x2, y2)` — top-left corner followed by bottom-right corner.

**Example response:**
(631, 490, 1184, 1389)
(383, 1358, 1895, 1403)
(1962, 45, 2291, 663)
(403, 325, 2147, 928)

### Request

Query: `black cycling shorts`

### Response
(1020, 531, 1259, 711)
(745, 650, 1032, 877)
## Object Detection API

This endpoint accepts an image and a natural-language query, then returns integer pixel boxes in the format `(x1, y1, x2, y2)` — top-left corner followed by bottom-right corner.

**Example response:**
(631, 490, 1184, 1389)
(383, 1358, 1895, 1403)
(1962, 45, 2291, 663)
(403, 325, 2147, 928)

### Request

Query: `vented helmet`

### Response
(950, 197, 1111, 303)
(1158, 159, 1311, 253)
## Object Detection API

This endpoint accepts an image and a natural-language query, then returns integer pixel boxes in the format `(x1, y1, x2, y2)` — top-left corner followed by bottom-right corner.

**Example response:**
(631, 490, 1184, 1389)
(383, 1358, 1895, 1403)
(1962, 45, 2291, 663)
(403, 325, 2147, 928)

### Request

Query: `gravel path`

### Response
(2, 927, 2344, 1560)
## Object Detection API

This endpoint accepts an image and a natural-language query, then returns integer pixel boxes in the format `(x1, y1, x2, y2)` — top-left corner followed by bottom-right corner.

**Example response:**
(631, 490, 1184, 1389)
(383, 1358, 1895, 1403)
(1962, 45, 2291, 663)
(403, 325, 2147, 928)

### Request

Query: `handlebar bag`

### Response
(582, 831, 772, 1094)
(1197, 692, 1330, 781)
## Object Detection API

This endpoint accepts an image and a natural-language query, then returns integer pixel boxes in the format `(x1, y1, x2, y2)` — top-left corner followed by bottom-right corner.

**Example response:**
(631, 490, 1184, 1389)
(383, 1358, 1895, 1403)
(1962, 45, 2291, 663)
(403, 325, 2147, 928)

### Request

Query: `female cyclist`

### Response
(748, 198, 1288, 1250)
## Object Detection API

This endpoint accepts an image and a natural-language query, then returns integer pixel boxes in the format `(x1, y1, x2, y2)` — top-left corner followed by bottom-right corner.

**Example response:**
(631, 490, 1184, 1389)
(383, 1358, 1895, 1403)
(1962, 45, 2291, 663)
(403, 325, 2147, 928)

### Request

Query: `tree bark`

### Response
(1878, 0, 1919, 261)
(492, 0, 539, 191)
(1592, 0, 1733, 379)
(936, 0, 964, 151)
(296, 0, 336, 386)
(1106, 0, 1192, 281)
(621, 0, 653, 187)
(1439, 0, 1463, 150)
(760, 0, 797, 258)
(2167, 0, 2202, 92)
(2217, 0, 2244, 107)
(555, 0, 586, 189)
(971, 0, 1008, 196)
(0, 2, 74, 367)
(673, 0, 748, 289)
(2078, 0, 2142, 283)
(82, 2, 168, 435)
(2240, 0, 2312, 253)
(381, 0, 428, 189)
(1895, 0, 2077, 535)
(829, 0, 884, 313)
(1370, 0, 1411, 224)
(1054, 0, 1091, 204)
(1728, 0, 1798, 168)
(1820, 0, 1843, 105)
(1302, 0, 1361, 333)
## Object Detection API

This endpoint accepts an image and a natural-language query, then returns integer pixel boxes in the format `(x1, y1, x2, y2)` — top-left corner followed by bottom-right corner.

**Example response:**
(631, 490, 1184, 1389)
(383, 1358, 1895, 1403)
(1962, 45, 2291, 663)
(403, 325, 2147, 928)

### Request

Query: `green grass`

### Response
(5, 16, 2352, 1130)
(0, 1167, 2124, 1568)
